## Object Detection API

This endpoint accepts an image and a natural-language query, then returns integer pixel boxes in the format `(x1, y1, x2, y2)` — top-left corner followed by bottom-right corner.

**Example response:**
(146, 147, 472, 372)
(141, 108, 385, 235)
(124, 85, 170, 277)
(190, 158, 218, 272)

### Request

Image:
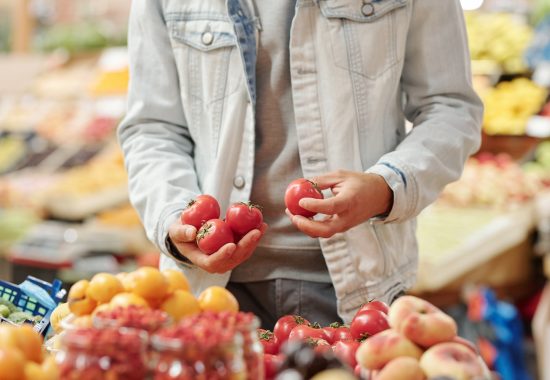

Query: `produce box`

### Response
(0, 276, 66, 336)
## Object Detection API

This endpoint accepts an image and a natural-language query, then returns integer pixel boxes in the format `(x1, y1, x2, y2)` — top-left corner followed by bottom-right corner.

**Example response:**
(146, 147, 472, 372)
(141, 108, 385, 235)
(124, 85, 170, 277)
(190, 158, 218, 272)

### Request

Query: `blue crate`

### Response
(0, 276, 66, 336)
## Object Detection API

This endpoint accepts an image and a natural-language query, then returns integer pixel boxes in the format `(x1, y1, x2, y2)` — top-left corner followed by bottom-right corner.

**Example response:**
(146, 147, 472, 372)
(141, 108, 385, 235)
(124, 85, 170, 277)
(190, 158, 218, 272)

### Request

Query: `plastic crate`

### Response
(0, 276, 66, 336)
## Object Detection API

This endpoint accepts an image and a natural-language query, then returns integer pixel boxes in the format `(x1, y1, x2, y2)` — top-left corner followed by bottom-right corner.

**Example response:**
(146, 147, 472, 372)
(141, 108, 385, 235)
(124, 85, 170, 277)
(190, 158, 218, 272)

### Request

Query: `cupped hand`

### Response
(168, 221, 268, 274)
(287, 170, 393, 238)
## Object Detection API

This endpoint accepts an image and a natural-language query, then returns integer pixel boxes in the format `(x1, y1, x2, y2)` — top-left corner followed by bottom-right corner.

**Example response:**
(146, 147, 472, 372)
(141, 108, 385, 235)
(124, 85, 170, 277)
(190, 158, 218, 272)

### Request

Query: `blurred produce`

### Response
(523, 140, 550, 185)
(440, 153, 540, 208)
(466, 12, 533, 74)
(95, 203, 142, 228)
(482, 78, 547, 135)
(0, 135, 27, 174)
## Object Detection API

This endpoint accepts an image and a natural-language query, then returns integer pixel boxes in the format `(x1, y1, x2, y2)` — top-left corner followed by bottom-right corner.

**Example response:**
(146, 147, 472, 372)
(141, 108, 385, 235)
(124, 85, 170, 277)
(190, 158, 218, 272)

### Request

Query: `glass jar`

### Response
(93, 305, 172, 334)
(56, 327, 149, 380)
(236, 315, 264, 380)
(151, 332, 246, 380)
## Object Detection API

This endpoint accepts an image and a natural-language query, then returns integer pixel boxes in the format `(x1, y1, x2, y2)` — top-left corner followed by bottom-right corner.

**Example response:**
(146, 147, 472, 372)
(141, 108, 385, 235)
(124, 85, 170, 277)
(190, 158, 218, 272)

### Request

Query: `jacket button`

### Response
(233, 176, 245, 189)
(361, 3, 375, 16)
(202, 31, 214, 46)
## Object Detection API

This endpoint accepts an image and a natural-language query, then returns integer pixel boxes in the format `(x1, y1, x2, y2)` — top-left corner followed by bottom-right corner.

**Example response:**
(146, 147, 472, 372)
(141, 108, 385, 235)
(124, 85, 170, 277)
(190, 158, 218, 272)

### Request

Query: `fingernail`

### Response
(183, 227, 194, 241)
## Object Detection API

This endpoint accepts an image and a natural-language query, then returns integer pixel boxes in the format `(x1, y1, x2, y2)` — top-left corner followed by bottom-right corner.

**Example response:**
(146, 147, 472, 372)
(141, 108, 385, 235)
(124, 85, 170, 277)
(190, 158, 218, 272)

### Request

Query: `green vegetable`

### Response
(6, 311, 40, 324)
(0, 297, 18, 313)
(0, 305, 9, 318)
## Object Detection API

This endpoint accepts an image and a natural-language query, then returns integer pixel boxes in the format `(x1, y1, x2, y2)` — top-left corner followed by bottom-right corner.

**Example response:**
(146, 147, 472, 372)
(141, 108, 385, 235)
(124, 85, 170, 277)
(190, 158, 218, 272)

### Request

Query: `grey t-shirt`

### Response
(230, 0, 331, 283)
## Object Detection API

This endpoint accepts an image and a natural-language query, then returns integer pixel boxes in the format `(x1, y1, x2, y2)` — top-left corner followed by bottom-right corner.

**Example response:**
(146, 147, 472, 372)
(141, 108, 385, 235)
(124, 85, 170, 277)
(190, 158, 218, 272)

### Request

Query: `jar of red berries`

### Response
(56, 327, 149, 380)
(235, 313, 264, 380)
(152, 313, 246, 380)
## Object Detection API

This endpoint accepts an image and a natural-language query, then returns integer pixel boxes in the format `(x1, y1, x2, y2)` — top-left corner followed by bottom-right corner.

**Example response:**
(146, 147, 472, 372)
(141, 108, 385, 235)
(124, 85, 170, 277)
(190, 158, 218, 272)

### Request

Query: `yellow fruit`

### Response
(160, 290, 200, 321)
(40, 356, 59, 380)
(86, 273, 124, 303)
(130, 267, 169, 301)
(68, 279, 97, 316)
(163, 269, 191, 293)
(116, 272, 133, 292)
(0, 348, 25, 380)
(0, 324, 18, 349)
(92, 302, 112, 317)
(12, 325, 43, 364)
(198, 286, 239, 313)
(71, 315, 93, 329)
(50, 302, 70, 333)
(109, 292, 149, 309)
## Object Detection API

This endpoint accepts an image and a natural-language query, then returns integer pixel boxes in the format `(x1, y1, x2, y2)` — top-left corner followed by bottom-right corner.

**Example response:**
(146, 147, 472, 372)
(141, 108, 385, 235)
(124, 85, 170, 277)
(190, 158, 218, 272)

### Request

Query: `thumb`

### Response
(169, 224, 197, 243)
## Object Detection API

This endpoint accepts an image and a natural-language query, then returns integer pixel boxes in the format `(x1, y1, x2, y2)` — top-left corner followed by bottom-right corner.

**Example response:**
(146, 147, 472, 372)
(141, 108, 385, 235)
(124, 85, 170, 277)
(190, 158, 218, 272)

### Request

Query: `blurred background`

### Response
(0, 0, 550, 378)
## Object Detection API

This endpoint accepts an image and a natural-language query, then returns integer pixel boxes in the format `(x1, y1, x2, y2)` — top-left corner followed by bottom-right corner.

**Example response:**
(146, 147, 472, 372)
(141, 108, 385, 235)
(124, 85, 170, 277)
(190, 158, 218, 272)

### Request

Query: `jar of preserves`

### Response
(235, 313, 264, 380)
(56, 327, 149, 380)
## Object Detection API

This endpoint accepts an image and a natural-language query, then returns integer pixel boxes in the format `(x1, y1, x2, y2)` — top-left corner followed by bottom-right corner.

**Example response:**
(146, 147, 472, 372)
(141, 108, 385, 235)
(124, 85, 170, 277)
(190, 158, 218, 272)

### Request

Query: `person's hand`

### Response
(168, 221, 268, 274)
(286, 171, 393, 238)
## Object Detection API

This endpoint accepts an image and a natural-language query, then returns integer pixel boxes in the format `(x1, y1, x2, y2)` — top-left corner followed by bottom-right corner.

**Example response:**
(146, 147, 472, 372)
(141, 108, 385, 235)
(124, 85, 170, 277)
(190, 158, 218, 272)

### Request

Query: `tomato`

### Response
(288, 324, 326, 342)
(180, 195, 220, 229)
(355, 300, 389, 317)
(309, 338, 332, 355)
(225, 202, 263, 238)
(196, 219, 234, 255)
(264, 353, 284, 380)
(331, 340, 360, 368)
(321, 323, 351, 344)
(284, 178, 324, 218)
(350, 309, 389, 341)
(258, 329, 280, 355)
(273, 315, 310, 345)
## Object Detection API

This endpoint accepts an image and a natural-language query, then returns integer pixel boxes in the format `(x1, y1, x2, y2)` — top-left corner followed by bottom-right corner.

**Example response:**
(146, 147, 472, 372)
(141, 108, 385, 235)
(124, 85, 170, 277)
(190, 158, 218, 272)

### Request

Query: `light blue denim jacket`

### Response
(118, 0, 483, 321)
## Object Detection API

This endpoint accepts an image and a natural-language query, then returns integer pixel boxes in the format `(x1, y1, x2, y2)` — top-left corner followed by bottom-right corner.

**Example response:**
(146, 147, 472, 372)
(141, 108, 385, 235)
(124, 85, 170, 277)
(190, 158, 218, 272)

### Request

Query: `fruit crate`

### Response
(0, 276, 66, 336)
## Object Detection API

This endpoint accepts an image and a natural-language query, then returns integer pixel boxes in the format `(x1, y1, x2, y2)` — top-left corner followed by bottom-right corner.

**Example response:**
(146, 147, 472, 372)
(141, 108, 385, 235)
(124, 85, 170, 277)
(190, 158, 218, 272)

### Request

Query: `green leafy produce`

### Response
(7, 311, 41, 324)
(0, 305, 9, 318)
(0, 297, 18, 313)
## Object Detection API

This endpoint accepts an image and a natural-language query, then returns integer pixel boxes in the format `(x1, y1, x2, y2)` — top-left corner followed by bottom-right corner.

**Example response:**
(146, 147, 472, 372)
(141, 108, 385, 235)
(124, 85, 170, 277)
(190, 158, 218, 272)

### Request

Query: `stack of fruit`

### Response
(482, 78, 547, 135)
(0, 324, 59, 380)
(465, 12, 533, 74)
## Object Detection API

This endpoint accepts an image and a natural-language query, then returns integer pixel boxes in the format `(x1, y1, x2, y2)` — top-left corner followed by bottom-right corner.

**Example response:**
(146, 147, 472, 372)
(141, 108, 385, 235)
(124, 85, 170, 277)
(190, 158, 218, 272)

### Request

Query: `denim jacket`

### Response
(118, 0, 482, 321)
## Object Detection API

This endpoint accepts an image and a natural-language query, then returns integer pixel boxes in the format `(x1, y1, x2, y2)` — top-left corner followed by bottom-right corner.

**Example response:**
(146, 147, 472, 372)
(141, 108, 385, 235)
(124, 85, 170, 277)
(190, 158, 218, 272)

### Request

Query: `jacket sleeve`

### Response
(117, 0, 200, 255)
(366, 0, 483, 222)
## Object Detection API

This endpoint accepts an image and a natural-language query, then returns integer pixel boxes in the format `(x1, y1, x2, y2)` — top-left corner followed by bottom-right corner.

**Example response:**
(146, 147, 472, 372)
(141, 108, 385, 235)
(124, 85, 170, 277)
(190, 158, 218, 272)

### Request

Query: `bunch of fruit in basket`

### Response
(0, 298, 42, 325)
(0, 324, 59, 380)
(261, 296, 488, 380)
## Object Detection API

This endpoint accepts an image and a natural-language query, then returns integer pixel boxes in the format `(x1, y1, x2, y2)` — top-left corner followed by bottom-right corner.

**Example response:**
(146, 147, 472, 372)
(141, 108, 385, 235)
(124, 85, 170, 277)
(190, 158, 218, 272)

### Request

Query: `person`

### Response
(118, 0, 483, 326)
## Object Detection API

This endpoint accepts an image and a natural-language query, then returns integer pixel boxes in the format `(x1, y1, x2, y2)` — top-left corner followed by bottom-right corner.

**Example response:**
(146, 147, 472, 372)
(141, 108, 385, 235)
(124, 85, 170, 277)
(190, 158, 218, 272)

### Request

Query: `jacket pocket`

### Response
(372, 220, 416, 276)
(319, 0, 408, 80)
(167, 15, 241, 104)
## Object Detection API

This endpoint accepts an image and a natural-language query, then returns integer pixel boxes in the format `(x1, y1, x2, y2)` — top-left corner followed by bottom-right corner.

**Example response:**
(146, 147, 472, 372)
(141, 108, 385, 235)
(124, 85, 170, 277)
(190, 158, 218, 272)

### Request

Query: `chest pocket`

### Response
(167, 16, 241, 105)
(320, 0, 408, 80)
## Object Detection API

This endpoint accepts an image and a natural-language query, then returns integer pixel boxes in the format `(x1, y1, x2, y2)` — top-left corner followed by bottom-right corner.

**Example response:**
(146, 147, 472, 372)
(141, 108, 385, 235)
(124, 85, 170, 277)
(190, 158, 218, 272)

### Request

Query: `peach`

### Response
(388, 295, 457, 347)
(374, 357, 426, 380)
(355, 329, 423, 370)
(420, 342, 485, 380)
(451, 336, 479, 355)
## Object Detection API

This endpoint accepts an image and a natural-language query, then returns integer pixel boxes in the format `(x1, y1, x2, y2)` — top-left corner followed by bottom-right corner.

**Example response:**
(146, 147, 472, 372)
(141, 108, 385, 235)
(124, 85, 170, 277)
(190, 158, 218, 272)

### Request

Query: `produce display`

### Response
(482, 78, 547, 135)
(0, 298, 42, 325)
(439, 153, 540, 208)
(465, 12, 533, 74)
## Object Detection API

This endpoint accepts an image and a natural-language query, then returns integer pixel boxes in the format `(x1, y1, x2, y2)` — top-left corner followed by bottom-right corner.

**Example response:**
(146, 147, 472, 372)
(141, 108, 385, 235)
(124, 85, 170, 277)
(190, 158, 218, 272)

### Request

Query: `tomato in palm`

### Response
(350, 309, 389, 341)
(273, 315, 310, 344)
(225, 202, 263, 238)
(258, 329, 280, 355)
(264, 354, 284, 380)
(284, 178, 324, 218)
(355, 300, 389, 317)
(196, 219, 234, 255)
(288, 324, 326, 342)
(180, 195, 220, 229)
(332, 340, 360, 368)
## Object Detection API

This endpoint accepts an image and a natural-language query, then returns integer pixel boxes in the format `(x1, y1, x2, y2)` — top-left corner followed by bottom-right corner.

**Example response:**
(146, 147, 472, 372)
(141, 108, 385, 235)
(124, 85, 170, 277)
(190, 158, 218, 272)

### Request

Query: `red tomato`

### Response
(196, 219, 234, 255)
(284, 178, 324, 218)
(258, 329, 280, 355)
(288, 324, 326, 342)
(350, 309, 389, 341)
(355, 300, 389, 317)
(180, 194, 220, 229)
(332, 326, 353, 343)
(273, 315, 310, 344)
(332, 340, 360, 368)
(264, 354, 284, 380)
(225, 202, 263, 238)
(309, 338, 332, 355)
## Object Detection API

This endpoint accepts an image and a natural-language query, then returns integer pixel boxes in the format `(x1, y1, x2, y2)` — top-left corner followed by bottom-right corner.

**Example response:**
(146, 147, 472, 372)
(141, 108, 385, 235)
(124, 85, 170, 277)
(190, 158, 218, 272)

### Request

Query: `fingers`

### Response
(169, 223, 197, 243)
(289, 213, 349, 239)
(298, 195, 349, 215)
(310, 171, 347, 190)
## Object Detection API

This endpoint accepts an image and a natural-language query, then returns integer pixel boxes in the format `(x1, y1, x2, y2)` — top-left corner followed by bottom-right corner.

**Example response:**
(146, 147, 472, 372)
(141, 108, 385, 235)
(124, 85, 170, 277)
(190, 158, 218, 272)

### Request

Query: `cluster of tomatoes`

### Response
(258, 300, 390, 379)
(180, 195, 263, 254)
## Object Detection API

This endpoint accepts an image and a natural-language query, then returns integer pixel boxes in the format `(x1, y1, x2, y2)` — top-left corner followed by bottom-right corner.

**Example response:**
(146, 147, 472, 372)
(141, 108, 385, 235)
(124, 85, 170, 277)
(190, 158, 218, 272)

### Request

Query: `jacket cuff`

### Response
(156, 205, 194, 267)
(366, 161, 414, 223)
